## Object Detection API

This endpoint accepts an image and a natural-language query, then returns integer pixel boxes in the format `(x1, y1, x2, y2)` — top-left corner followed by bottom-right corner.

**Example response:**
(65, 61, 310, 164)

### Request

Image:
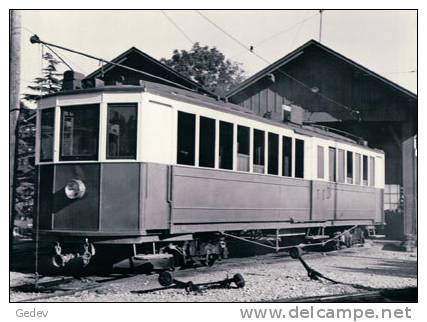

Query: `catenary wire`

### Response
(195, 10, 360, 119)
(161, 10, 194, 46)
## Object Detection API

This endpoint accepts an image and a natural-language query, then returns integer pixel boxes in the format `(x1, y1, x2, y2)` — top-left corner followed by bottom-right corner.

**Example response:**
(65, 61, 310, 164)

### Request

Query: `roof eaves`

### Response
(226, 39, 417, 100)
(225, 40, 316, 98)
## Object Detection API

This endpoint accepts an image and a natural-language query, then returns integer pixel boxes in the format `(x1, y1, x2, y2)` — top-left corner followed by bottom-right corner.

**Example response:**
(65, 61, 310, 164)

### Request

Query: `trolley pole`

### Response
(10, 10, 22, 246)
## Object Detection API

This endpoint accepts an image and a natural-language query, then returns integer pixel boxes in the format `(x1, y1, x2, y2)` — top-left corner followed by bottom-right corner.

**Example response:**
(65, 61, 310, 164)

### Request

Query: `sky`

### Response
(19, 10, 417, 99)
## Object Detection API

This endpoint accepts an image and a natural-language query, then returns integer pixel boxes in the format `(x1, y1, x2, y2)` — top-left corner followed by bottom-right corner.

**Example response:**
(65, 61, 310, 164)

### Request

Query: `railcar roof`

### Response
(43, 82, 384, 153)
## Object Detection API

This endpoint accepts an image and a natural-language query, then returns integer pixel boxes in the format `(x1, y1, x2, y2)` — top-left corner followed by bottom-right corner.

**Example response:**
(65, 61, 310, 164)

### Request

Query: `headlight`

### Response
(64, 179, 86, 199)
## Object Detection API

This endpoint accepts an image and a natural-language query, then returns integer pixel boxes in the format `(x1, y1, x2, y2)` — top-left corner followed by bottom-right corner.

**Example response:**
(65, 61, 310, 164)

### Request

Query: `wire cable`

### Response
(34, 43, 44, 290)
(161, 10, 194, 46)
(44, 44, 74, 71)
(29, 35, 204, 93)
(256, 12, 319, 48)
(21, 26, 86, 72)
(195, 11, 360, 118)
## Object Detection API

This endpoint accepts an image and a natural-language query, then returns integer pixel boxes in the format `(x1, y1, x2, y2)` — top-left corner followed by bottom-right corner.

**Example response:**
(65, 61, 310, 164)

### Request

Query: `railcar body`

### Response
(35, 81, 385, 267)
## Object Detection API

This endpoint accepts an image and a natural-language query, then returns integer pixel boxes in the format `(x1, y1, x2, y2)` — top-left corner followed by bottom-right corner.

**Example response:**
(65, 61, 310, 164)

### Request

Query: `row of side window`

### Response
(177, 111, 305, 178)
(317, 145, 375, 186)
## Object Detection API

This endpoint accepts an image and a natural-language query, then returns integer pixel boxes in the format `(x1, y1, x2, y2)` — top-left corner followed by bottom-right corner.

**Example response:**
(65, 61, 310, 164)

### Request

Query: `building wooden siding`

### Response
(230, 44, 416, 124)
(227, 40, 417, 238)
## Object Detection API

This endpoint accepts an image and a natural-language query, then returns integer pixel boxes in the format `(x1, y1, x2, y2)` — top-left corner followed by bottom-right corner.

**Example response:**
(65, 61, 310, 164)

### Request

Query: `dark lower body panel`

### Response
(36, 162, 384, 244)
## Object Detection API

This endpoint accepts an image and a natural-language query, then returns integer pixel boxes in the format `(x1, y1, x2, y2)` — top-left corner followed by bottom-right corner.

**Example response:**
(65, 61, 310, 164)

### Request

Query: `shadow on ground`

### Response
(335, 257, 417, 279)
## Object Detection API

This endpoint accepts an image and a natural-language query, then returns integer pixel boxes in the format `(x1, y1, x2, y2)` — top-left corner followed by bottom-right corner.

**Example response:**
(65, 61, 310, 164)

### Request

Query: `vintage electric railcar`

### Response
(35, 81, 385, 268)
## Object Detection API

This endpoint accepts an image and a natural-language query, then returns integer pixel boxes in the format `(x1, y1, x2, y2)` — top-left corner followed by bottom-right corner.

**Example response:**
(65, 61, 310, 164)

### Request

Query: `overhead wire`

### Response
(195, 10, 360, 119)
(254, 12, 319, 48)
(161, 10, 194, 46)
(289, 11, 311, 49)
(229, 11, 318, 60)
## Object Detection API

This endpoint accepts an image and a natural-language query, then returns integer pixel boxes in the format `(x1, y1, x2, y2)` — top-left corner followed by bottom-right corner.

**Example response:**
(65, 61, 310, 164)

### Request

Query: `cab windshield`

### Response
(60, 104, 99, 161)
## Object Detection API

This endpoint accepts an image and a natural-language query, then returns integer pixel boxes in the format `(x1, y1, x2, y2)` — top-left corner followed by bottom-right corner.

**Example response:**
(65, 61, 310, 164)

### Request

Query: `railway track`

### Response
(12, 274, 140, 302)
(277, 287, 417, 303)
(11, 245, 368, 302)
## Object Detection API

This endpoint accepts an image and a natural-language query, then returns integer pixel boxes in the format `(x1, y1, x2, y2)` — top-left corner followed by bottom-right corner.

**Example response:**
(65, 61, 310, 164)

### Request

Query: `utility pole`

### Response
(319, 10, 324, 43)
(10, 10, 21, 241)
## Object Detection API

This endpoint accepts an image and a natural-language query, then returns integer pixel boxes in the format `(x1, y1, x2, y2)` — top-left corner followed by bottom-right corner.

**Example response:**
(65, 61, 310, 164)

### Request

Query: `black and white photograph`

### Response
(8, 6, 419, 318)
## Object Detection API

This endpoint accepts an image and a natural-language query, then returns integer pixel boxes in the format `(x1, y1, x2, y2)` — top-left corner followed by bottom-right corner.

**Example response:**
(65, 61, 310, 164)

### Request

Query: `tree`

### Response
(23, 52, 63, 102)
(160, 43, 245, 96)
(13, 104, 36, 221)
(13, 52, 63, 223)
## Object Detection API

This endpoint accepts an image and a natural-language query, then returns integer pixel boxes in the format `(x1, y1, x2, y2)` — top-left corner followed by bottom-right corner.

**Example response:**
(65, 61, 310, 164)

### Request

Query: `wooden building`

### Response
(80, 46, 216, 97)
(225, 40, 417, 240)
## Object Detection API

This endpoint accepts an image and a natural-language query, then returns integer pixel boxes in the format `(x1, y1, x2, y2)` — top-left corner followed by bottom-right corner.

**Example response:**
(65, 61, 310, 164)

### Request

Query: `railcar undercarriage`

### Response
(46, 224, 375, 272)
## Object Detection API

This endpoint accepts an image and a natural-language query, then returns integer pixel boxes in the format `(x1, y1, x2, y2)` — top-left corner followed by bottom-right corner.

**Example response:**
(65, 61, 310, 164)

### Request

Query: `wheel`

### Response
(289, 247, 302, 259)
(158, 271, 174, 287)
(233, 273, 245, 288)
(185, 281, 200, 293)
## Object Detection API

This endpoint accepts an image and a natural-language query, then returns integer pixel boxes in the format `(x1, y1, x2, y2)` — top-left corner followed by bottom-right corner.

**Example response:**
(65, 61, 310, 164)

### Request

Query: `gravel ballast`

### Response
(10, 242, 417, 302)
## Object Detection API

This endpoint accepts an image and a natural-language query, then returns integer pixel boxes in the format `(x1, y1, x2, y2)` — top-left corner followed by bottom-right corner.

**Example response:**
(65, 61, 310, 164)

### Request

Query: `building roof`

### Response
(225, 39, 417, 100)
(83, 46, 217, 97)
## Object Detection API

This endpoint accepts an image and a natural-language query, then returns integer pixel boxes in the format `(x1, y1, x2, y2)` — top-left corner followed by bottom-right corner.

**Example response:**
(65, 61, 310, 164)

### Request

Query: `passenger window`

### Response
(282, 136, 292, 177)
(177, 111, 195, 165)
(199, 116, 215, 168)
(337, 149, 345, 183)
(40, 108, 55, 162)
(253, 129, 265, 173)
(369, 156, 375, 186)
(295, 139, 304, 178)
(60, 104, 99, 161)
(237, 125, 250, 172)
(317, 146, 324, 179)
(362, 155, 368, 185)
(107, 103, 137, 159)
(346, 151, 353, 184)
(354, 153, 361, 185)
(329, 147, 336, 182)
(219, 121, 233, 170)
(268, 133, 279, 175)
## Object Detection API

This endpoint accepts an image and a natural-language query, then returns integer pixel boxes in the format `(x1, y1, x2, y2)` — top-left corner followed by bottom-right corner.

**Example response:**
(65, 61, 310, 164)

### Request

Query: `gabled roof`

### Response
(84, 46, 216, 97)
(226, 39, 417, 99)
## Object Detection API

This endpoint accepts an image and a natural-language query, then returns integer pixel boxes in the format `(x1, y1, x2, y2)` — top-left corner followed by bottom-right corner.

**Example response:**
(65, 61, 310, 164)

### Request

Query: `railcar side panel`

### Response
(140, 163, 171, 230)
(170, 165, 311, 233)
(99, 163, 140, 231)
(310, 180, 333, 221)
(334, 184, 379, 220)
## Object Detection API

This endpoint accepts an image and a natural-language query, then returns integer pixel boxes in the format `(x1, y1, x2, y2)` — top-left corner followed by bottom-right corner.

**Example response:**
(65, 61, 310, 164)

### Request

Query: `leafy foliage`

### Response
(23, 52, 63, 102)
(14, 105, 36, 219)
(160, 43, 245, 96)
(14, 52, 63, 220)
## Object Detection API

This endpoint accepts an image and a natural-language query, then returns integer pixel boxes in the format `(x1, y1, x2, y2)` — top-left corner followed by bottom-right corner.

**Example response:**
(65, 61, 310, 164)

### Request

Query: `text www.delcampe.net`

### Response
(239, 306, 412, 321)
